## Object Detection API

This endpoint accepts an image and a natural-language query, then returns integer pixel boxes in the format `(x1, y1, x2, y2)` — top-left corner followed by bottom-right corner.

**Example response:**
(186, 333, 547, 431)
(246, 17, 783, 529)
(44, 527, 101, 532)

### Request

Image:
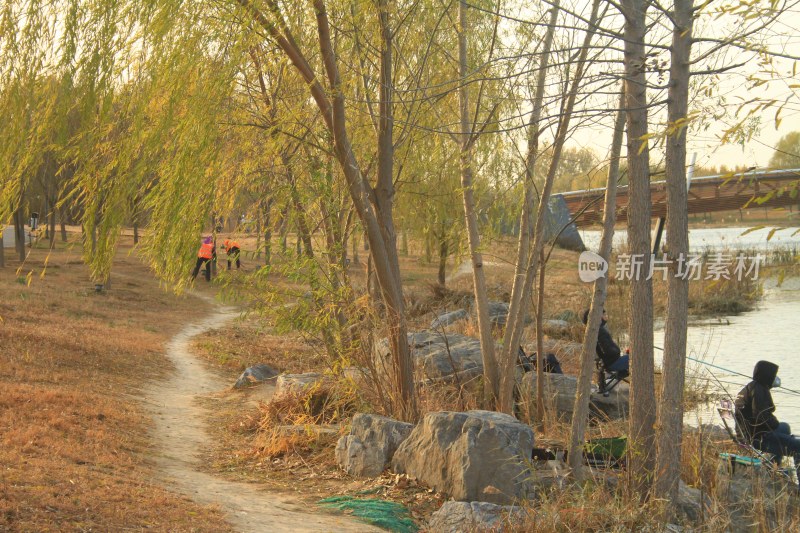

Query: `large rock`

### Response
(335, 413, 414, 478)
(427, 501, 526, 533)
(591, 382, 630, 420)
(374, 331, 484, 384)
(542, 319, 570, 334)
(430, 309, 469, 329)
(529, 459, 569, 492)
(676, 480, 711, 523)
(547, 194, 586, 252)
(715, 455, 799, 531)
(470, 301, 531, 327)
(485, 301, 510, 327)
(522, 373, 579, 419)
(233, 364, 280, 389)
(523, 339, 582, 361)
(520, 373, 629, 421)
(274, 372, 326, 398)
(391, 410, 534, 505)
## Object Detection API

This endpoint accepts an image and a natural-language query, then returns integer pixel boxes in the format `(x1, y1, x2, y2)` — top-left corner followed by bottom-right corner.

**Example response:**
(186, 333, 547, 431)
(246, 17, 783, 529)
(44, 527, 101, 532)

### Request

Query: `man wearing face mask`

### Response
(734, 360, 800, 466)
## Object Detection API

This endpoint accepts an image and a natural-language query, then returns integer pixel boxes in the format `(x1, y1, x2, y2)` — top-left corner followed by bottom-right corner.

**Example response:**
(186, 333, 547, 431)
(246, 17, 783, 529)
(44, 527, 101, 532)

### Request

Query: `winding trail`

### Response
(144, 303, 378, 532)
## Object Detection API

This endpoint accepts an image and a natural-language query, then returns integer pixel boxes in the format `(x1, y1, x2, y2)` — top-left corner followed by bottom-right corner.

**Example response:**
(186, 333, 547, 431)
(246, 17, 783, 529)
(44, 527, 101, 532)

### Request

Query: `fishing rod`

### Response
(653, 345, 800, 396)
(686, 374, 800, 399)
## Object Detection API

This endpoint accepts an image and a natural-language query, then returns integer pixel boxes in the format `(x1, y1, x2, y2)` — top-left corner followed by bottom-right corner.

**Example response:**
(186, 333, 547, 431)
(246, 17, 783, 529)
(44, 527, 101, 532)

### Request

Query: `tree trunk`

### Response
(458, 0, 499, 407)
(655, 0, 693, 512)
(351, 231, 360, 264)
(263, 197, 272, 267)
(0, 233, 5, 267)
(568, 91, 625, 476)
(424, 234, 432, 264)
(48, 209, 56, 249)
(279, 203, 289, 253)
(59, 205, 68, 242)
(622, 0, 657, 497)
(437, 237, 448, 286)
(500, 0, 560, 413)
(14, 208, 26, 261)
(534, 247, 546, 427)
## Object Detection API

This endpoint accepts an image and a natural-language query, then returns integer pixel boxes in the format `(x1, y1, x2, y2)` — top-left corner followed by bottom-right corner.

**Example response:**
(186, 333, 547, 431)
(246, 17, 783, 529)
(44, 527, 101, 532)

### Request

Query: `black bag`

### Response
(517, 347, 563, 374)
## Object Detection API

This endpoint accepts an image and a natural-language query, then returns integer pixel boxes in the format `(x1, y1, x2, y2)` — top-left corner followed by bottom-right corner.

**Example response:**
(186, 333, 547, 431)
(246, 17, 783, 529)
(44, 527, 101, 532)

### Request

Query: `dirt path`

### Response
(144, 302, 379, 532)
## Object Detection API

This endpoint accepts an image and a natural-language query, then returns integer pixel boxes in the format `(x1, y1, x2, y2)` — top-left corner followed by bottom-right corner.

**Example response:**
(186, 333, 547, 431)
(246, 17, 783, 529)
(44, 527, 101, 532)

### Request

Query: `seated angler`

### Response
(582, 308, 629, 378)
(735, 360, 800, 467)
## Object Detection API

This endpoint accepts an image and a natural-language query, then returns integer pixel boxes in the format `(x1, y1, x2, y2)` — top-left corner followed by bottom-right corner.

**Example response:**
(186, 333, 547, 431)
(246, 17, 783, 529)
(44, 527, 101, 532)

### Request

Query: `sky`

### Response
(552, 0, 800, 172)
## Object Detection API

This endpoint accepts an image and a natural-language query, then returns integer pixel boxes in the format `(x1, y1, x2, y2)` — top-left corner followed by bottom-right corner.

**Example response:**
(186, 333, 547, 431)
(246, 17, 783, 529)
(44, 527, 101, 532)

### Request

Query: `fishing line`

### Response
(653, 344, 800, 396)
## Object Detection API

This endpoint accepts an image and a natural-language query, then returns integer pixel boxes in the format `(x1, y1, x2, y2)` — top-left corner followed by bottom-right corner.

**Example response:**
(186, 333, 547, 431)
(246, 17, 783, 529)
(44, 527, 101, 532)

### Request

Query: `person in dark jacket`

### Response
(735, 360, 800, 464)
(582, 308, 629, 377)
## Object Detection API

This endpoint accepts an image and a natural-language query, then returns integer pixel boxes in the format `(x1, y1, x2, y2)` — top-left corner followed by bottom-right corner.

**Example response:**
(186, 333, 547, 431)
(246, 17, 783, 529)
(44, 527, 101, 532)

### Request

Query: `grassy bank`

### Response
(189, 230, 797, 530)
(0, 238, 232, 531)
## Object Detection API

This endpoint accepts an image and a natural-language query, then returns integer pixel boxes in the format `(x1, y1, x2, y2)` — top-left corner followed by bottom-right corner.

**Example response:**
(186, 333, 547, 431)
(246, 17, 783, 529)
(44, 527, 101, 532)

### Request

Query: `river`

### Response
(580, 226, 800, 254)
(580, 226, 800, 429)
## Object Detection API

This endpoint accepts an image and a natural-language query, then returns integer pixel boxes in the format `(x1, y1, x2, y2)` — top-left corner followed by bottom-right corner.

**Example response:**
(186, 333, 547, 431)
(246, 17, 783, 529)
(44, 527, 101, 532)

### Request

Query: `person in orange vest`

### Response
(191, 236, 215, 281)
(222, 236, 241, 270)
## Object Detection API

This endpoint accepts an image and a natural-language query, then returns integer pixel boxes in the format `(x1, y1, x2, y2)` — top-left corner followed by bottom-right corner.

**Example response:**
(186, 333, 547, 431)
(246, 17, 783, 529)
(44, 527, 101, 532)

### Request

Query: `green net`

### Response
(318, 496, 419, 533)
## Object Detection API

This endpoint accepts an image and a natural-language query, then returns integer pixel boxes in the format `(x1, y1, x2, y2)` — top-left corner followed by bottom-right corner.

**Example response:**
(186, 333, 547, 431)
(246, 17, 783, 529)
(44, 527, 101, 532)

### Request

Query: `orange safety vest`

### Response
(198, 242, 214, 259)
(223, 239, 240, 251)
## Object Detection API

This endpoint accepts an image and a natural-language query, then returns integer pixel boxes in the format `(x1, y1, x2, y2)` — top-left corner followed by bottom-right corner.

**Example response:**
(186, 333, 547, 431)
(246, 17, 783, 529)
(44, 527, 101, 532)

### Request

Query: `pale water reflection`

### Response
(580, 226, 800, 254)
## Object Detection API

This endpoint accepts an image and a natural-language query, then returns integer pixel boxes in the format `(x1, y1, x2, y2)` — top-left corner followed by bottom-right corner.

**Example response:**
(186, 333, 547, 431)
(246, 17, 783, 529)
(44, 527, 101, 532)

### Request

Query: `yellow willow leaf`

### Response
(766, 227, 785, 241)
(637, 138, 648, 155)
(740, 225, 765, 236)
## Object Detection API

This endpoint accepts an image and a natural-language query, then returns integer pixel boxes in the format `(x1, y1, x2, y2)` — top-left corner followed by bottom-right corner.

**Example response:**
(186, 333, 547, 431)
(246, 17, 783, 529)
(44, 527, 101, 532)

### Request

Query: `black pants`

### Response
(227, 247, 241, 270)
(192, 257, 211, 281)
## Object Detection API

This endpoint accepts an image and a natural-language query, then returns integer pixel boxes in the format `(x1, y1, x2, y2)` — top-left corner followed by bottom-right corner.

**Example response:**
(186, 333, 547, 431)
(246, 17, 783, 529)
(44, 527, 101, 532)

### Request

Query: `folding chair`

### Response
(716, 399, 794, 478)
(716, 399, 772, 459)
(595, 355, 626, 397)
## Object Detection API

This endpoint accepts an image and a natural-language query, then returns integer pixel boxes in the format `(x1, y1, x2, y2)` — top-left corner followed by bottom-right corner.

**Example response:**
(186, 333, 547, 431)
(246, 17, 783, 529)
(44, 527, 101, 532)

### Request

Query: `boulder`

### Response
(430, 309, 469, 329)
(715, 455, 798, 531)
(547, 194, 586, 252)
(233, 364, 280, 389)
(542, 319, 570, 333)
(391, 410, 534, 505)
(521, 373, 579, 420)
(336, 413, 414, 478)
(485, 301, 510, 326)
(591, 382, 630, 420)
(520, 373, 629, 421)
(427, 501, 526, 533)
(523, 339, 582, 361)
(274, 372, 326, 398)
(529, 459, 569, 492)
(470, 301, 532, 327)
(374, 331, 484, 384)
(676, 480, 711, 523)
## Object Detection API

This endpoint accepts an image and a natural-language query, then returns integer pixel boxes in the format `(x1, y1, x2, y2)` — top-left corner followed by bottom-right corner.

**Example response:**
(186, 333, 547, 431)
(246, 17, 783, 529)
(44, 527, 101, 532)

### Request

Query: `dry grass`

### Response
(192, 316, 326, 374)
(190, 231, 797, 530)
(0, 236, 232, 532)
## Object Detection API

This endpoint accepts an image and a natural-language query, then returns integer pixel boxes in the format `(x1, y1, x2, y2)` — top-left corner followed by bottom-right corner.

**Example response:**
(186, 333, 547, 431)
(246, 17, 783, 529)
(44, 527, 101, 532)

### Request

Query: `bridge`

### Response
(559, 168, 800, 227)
